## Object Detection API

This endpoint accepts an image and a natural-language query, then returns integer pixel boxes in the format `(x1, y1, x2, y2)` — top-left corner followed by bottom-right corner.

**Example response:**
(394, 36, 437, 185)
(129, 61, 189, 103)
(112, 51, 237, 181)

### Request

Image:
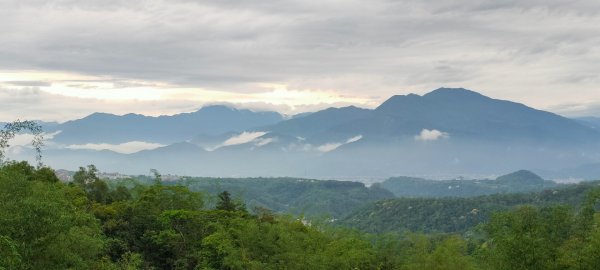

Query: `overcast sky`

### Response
(1, 0, 599, 122)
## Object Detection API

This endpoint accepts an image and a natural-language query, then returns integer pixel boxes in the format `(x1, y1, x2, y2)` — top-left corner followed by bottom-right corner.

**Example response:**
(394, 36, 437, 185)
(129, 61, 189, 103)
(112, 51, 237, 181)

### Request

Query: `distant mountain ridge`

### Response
(377, 170, 555, 198)
(47, 105, 284, 144)
(35, 88, 600, 146)
(10, 87, 600, 179)
(261, 88, 600, 144)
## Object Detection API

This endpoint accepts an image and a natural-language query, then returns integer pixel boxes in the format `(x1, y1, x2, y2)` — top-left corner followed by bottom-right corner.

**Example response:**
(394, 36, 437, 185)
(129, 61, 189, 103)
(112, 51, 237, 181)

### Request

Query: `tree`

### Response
(0, 161, 59, 183)
(216, 191, 236, 211)
(557, 187, 600, 269)
(398, 233, 476, 270)
(0, 120, 44, 167)
(73, 165, 112, 203)
(32, 166, 60, 183)
(0, 164, 106, 269)
(216, 191, 246, 212)
(481, 205, 575, 270)
(150, 169, 162, 185)
(73, 165, 100, 186)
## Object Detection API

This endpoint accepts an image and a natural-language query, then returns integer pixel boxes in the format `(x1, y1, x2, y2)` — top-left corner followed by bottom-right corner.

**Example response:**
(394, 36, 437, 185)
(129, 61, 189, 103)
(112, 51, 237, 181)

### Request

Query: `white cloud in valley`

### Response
(8, 131, 60, 147)
(317, 135, 363, 152)
(415, 129, 449, 141)
(66, 141, 165, 154)
(254, 137, 276, 147)
(207, 131, 267, 151)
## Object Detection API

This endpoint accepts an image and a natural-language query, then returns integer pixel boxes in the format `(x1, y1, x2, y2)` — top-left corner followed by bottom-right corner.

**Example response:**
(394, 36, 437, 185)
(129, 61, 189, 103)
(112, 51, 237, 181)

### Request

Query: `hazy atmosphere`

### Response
(1, 0, 600, 121)
(4, 1, 600, 269)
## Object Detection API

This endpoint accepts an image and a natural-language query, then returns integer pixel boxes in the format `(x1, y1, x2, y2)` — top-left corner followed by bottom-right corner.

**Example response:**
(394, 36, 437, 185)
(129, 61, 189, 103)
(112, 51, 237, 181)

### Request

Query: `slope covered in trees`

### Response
(2, 162, 600, 269)
(377, 170, 558, 198)
(173, 177, 394, 218)
(0, 162, 474, 269)
(341, 181, 600, 234)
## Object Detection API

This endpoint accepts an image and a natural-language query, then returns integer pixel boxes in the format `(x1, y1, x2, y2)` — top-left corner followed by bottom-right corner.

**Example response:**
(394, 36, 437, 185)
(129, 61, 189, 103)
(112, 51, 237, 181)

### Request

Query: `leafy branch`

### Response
(0, 120, 44, 167)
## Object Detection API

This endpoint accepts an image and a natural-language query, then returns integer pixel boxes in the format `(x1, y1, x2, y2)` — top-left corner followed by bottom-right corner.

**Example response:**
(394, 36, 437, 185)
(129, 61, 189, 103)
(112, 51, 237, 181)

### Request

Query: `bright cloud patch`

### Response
(9, 131, 61, 147)
(222, 132, 266, 146)
(207, 131, 267, 151)
(316, 143, 343, 152)
(317, 135, 363, 152)
(346, 135, 363, 144)
(66, 141, 165, 154)
(414, 129, 449, 141)
(254, 137, 275, 147)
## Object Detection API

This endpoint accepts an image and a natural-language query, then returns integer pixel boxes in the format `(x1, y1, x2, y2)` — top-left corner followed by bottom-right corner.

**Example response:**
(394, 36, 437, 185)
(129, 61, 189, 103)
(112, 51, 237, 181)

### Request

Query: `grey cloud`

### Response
(549, 102, 600, 118)
(0, 87, 199, 122)
(4, 81, 52, 87)
(0, 0, 599, 110)
(0, 86, 367, 122)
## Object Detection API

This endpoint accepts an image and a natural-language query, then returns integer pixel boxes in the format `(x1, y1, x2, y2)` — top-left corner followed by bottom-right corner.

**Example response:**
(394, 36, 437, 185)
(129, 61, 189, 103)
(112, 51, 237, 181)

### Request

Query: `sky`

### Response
(1, 0, 600, 122)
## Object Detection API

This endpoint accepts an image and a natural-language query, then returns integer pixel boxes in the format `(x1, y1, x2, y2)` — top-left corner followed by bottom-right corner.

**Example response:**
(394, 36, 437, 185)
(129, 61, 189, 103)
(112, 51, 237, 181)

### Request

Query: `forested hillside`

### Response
(341, 181, 600, 234)
(2, 161, 600, 269)
(377, 170, 558, 198)
(164, 177, 393, 218)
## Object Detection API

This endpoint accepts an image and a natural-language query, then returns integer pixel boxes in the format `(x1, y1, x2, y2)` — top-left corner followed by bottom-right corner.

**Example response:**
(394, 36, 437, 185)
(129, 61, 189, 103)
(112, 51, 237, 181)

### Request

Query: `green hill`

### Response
(377, 170, 556, 198)
(340, 180, 600, 234)
(159, 177, 395, 219)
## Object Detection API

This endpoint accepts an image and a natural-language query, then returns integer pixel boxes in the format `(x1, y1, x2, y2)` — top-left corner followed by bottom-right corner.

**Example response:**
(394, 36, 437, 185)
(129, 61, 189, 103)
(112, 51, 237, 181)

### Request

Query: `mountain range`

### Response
(45, 105, 284, 144)
(6, 88, 600, 180)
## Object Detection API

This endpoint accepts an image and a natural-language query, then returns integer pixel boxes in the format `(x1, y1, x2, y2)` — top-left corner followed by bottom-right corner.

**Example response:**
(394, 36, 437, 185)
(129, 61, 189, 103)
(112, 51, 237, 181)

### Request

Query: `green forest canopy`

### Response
(2, 161, 600, 269)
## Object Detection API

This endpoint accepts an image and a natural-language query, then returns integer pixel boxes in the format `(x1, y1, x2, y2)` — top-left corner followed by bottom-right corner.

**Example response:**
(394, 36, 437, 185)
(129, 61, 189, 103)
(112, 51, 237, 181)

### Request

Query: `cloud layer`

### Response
(1, 0, 600, 120)
(207, 131, 267, 151)
(317, 135, 363, 152)
(415, 129, 449, 141)
(66, 141, 165, 154)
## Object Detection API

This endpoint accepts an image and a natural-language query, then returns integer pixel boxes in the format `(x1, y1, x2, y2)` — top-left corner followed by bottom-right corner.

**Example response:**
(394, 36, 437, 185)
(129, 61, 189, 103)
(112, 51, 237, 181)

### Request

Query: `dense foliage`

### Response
(126, 176, 394, 218)
(341, 181, 600, 234)
(2, 162, 600, 269)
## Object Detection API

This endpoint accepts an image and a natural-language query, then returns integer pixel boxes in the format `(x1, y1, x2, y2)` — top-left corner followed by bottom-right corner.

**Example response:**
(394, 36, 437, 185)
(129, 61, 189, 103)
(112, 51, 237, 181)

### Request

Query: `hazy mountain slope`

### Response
(377, 170, 556, 198)
(576, 117, 600, 131)
(263, 106, 371, 142)
(16, 88, 600, 179)
(49, 105, 284, 144)
(537, 163, 600, 181)
(337, 88, 599, 142)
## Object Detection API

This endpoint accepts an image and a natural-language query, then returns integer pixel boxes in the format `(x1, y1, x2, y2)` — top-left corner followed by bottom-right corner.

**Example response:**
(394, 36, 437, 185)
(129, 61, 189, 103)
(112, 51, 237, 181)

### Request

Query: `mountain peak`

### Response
(424, 87, 487, 99)
(197, 105, 238, 113)
(82, 112, 117, 120)
(496, 170, 545, 184)
(376, 88, 487, 112)
(376, 93, 423, 112)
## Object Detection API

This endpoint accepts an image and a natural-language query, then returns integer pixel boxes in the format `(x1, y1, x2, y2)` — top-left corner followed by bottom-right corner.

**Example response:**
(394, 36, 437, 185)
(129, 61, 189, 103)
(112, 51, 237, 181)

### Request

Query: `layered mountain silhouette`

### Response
(261, 88, 599, 144)
(10, 88, 600, 179)
(47, 105, 284, 144)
